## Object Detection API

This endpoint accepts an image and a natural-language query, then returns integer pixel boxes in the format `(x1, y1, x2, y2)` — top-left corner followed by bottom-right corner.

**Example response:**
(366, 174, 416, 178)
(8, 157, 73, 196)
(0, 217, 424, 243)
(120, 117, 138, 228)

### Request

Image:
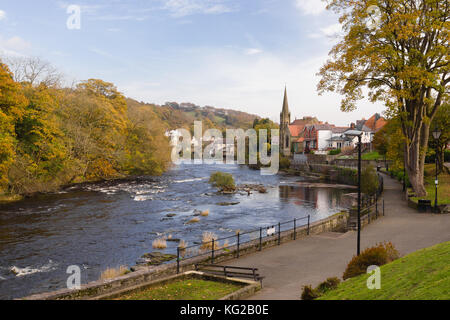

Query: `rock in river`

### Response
(136, 252, 177, 266)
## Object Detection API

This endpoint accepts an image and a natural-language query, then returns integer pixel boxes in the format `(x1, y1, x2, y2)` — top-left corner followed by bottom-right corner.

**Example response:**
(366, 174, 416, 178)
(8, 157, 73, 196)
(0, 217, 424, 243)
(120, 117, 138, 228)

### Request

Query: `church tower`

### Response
(280, 86, 291, 156)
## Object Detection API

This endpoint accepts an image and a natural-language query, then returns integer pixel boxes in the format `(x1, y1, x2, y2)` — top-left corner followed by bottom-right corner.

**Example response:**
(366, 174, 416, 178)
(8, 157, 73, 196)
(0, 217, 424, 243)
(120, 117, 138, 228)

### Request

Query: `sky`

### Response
(0, 0, 386, 126)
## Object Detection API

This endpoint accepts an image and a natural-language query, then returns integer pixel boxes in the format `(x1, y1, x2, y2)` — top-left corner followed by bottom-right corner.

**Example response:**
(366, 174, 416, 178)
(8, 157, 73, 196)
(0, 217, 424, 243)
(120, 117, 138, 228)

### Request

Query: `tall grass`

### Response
(201, 232, 219, 250)
(152, 237, 167, 249)
(100, 266, 128, 281)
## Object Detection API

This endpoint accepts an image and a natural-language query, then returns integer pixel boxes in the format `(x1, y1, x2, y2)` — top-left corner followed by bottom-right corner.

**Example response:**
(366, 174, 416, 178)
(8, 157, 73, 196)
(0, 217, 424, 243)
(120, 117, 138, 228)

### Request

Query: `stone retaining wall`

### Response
(23, 212, 349, 300)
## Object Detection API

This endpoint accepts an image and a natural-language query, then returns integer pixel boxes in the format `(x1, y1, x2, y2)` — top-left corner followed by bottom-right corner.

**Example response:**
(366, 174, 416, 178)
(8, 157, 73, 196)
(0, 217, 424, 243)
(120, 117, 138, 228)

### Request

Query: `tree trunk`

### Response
(405, 122, 429, 197)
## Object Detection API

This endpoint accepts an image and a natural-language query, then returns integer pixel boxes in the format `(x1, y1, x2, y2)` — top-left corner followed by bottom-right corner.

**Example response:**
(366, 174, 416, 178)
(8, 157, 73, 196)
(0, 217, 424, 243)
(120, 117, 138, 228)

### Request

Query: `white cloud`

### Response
(320, 23, 341, 37)
(307, 23, 342, 40)
(119, 47, 385, 126)
(0, 35, 32, 55)
(0, 10, 6, 21)
(245, 48, 262, 55)
(163, 0, 235, 17)
(295, 0, 327, 16)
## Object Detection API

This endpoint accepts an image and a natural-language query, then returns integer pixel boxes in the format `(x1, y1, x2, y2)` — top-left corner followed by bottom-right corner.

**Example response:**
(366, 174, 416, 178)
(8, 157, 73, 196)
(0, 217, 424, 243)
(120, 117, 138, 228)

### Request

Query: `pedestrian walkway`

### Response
(226, 174, 450, 300)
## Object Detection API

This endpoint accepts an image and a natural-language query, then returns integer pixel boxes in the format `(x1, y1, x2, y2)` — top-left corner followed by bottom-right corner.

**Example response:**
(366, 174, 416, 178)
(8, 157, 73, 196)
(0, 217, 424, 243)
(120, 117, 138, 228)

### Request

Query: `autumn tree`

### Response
(0, 62, 28, 191)
(3, 56, 63, 87)
(318, 0, 449, 196)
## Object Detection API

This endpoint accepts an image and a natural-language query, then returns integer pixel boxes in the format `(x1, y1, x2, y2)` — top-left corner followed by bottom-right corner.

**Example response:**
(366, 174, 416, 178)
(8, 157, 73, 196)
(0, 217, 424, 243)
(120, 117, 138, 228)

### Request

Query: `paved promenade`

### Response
(227, 174, 450, 300)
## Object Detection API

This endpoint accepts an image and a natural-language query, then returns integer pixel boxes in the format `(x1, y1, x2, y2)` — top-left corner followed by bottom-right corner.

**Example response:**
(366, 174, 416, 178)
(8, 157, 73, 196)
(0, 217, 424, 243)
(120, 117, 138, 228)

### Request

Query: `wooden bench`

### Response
(195, 264, 265, 287)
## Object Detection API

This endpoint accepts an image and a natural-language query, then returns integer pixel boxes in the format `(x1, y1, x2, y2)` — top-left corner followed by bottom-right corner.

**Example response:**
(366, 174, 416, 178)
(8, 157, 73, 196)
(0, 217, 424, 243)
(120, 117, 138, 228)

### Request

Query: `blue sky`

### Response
(0, 0, 385, 126)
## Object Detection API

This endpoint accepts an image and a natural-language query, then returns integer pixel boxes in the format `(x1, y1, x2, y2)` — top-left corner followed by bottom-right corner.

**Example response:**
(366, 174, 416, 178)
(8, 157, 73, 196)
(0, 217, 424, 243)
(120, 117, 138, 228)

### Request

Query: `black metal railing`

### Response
(176, 215, 311, 274)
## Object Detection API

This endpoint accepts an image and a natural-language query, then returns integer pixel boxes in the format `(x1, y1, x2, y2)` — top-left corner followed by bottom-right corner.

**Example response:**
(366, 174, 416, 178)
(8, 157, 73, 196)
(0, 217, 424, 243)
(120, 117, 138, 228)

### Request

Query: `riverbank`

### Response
(0, 163, 353, 299)
(224, 173, 450, 299)
(0, 193, 23, 204)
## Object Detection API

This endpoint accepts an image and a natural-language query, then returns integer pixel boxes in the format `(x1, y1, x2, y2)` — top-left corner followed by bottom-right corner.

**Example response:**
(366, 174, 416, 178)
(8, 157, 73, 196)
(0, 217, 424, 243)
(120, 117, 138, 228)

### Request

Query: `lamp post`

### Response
(346, 130, 363, 255)
(432, 127, 441, 213)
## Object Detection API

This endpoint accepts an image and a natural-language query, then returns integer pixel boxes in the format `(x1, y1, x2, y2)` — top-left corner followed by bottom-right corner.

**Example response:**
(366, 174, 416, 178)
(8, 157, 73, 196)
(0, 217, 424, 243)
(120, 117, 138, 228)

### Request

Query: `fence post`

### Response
(211, 239, 215, 264)
(177, 247, 180, 274)
(307, 215, 310, 235)
(237, 233, 240, 258)
(259, 227, 262, 251)
(278, 222, 281, 245)
(294, 219, 297, 240)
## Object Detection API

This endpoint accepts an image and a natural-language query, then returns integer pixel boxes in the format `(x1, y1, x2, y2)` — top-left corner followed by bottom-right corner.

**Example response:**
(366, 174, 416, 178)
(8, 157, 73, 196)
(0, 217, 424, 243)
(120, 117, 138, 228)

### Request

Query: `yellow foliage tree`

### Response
(318, 0, 449, 196)
(0, 62, 27, 191)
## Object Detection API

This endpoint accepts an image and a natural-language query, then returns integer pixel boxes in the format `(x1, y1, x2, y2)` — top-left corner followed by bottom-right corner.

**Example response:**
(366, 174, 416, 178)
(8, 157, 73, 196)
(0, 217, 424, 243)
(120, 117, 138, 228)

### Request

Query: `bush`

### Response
(361, 165, 379, 196)
(316, 277, 341, 295)
(301, 285, 320, 300)
(343, 242, 399, 280)
(209, 172, 235, 191)
(328, 149, 341, 155)
(279, 155, 291, 170)
(301, 277, 341, 300)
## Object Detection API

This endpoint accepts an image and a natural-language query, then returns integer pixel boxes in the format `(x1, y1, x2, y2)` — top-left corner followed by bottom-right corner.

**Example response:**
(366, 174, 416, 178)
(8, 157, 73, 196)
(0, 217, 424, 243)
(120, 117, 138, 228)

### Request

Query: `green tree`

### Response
(318, 0, 449, 196)
(428, 102, 449, 173)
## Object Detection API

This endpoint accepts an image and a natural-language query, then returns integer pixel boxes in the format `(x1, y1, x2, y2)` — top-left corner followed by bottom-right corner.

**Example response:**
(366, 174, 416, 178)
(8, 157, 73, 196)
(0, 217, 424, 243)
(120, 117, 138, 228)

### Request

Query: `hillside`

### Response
(126, 98, 260, 133)
(319, 241, 450, 300)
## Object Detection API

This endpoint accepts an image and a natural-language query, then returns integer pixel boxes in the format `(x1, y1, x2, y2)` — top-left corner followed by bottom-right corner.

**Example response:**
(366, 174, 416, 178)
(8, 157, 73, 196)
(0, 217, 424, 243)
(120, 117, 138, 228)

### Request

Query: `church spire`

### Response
(282, 85, 289, 115)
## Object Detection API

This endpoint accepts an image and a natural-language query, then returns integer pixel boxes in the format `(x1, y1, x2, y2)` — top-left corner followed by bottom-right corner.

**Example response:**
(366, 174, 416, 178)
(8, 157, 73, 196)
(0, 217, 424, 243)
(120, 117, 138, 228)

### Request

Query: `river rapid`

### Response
(0, 163, 353, 299)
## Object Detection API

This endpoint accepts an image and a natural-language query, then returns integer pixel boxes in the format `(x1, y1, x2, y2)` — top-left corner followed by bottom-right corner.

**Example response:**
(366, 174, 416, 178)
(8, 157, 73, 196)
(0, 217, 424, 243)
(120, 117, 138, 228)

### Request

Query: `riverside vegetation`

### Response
(0, 60, 171, 199)
(0, 57, 260, 201)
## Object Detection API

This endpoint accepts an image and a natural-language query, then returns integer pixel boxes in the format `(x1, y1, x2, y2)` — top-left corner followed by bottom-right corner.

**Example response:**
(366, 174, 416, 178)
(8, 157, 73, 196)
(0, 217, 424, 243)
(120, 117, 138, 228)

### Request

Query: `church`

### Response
(279, 87, 320, 156)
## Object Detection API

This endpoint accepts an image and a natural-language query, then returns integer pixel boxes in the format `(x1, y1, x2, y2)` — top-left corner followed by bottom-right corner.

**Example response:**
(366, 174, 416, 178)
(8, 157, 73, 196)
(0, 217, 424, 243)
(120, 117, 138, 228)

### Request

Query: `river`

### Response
(0, 163, 353, 299)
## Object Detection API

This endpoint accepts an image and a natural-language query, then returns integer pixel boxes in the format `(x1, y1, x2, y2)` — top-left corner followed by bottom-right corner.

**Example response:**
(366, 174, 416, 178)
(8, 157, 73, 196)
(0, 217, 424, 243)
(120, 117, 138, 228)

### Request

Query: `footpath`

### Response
(226, 174, 450, 299)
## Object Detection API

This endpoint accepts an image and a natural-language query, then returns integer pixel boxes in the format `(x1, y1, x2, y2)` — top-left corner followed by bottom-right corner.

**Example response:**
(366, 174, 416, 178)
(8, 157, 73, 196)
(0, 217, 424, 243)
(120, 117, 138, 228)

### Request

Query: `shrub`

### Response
(328, 149, 341, 156)
(301, 285, 320, 300)
(152, 238, 167, 249)
(343, 242, 399, 280)
(209, 172, 236, 191)
(316, 277, 341, 295)
(279, 156, 291, 170)
(300, 277, 341, 300)
(100, 266, 129, 281)
(361, 165, 379, 196)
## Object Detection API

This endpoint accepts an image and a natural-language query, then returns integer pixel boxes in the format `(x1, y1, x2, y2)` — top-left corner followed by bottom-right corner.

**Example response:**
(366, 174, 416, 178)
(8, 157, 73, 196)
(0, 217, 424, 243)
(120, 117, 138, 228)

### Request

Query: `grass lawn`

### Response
(318, 241, 450, 300)
(117, 278, 243, 300)
(410, 164, 450, 205)
(361, 151, 383, 161)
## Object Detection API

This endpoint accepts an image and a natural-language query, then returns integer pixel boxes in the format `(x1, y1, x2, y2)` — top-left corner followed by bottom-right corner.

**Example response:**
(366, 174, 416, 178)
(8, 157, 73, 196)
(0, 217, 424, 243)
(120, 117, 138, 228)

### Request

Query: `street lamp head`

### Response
(432, 127, 441, 140)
